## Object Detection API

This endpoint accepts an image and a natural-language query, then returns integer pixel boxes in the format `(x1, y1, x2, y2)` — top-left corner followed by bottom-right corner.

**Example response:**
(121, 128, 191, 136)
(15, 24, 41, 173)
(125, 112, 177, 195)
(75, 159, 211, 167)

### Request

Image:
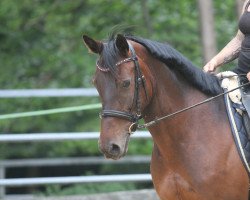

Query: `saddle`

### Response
(218, 72, 250, 131)
(220, 72, 250, 175)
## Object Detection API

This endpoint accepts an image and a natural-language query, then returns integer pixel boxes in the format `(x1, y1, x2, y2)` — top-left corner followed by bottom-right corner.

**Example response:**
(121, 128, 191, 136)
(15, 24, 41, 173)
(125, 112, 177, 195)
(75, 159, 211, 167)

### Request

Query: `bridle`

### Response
(97, 42, 147, 134)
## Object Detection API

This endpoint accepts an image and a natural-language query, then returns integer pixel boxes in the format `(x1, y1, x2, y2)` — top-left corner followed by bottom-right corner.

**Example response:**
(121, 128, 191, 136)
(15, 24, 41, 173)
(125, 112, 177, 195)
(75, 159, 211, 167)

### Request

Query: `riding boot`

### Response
(239, 76, 250, 118)
(237, 76, 250, 139)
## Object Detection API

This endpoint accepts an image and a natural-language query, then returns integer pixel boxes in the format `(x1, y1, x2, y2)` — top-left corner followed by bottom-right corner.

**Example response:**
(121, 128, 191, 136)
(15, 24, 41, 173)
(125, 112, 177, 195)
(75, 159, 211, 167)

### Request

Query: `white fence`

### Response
(0, 132, 152, 198)
(0, 89, 153, 198)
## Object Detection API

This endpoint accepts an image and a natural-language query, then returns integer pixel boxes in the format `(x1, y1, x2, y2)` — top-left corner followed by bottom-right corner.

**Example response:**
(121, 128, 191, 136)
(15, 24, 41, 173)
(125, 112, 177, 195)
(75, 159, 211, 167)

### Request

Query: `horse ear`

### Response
(82, 35, 103, 54)
(116, 34, 129, 56)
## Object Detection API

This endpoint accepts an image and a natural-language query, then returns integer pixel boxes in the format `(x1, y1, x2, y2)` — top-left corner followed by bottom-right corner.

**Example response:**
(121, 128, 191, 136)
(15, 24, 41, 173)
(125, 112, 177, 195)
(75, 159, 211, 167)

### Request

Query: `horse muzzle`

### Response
(98, 134, 130, 160)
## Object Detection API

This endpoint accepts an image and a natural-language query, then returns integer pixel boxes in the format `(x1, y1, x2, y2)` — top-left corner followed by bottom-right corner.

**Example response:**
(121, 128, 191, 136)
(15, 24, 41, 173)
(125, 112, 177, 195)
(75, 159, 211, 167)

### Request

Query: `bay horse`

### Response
(83, 33, 249, 200)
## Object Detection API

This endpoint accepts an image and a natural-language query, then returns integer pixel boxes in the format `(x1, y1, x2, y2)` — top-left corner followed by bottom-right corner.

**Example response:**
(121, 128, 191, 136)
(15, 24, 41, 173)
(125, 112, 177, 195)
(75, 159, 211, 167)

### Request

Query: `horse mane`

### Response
(125, 36, 222, 96)
(100, 32, 222, 96)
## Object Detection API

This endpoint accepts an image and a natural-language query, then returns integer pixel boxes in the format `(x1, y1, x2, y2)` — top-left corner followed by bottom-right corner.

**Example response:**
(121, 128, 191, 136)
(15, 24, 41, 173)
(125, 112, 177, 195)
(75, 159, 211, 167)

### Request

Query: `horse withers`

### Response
(83, 33, 249, 200)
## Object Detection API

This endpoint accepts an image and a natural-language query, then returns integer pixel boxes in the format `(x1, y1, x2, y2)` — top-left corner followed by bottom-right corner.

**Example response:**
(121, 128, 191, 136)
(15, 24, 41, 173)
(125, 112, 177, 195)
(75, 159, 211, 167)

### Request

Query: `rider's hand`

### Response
(203, 59, 218, 73)
(247, 71, 250, 81)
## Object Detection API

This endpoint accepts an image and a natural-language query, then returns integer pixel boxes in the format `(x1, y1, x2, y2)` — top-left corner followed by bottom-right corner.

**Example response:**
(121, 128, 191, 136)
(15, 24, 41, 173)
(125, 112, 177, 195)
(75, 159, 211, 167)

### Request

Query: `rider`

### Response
(203, 0, 250, 83)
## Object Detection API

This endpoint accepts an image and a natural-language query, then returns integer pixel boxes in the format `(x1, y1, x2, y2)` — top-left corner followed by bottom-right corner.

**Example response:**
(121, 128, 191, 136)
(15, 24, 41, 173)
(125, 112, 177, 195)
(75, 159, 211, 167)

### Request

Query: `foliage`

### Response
(42, 182, 137, 196)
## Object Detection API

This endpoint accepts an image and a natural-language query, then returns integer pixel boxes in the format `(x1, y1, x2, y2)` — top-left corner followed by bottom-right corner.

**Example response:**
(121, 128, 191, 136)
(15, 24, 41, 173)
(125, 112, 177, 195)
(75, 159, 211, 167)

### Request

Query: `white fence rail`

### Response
(0, 174, 152, 187)
(0, 88, 98, 98)
(0, 156, 151, 168)
(0, 131, 151, 142)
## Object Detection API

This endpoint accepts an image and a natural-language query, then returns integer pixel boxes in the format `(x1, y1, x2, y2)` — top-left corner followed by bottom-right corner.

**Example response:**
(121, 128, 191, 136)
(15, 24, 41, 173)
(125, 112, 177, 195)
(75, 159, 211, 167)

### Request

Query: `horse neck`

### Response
(144, 58, 202, 125)
(143, 57, 226, 156)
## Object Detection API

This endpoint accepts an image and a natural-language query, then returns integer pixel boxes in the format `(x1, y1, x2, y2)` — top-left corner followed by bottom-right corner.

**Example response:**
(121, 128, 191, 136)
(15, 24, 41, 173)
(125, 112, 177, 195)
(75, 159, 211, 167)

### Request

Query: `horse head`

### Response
(83, 34, 153, 160)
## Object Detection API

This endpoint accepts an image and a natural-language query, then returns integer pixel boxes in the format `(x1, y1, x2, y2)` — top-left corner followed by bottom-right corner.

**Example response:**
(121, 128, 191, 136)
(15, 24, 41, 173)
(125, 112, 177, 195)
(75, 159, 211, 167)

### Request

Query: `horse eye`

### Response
(122, 80, 131, 88)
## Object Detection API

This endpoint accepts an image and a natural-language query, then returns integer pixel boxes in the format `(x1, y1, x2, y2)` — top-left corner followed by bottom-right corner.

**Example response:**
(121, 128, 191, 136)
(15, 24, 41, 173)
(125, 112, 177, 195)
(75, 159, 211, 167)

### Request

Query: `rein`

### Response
(137, 80, 250, 130)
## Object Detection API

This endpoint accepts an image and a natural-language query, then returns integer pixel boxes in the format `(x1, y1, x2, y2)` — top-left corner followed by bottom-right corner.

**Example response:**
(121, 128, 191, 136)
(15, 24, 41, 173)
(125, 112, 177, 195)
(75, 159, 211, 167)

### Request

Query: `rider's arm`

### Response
(203, 0, 248, 73)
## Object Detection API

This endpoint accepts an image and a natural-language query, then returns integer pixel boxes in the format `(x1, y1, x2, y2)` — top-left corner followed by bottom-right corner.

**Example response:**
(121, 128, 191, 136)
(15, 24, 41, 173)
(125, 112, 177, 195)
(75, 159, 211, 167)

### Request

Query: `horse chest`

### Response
(151, 151, 249, 200)
(151, 148, 201, 200)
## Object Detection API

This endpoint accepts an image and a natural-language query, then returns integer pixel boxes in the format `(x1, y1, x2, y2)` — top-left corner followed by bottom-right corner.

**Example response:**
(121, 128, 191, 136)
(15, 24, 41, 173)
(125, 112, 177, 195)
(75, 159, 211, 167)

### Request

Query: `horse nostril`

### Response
(110, 143, 121, 155)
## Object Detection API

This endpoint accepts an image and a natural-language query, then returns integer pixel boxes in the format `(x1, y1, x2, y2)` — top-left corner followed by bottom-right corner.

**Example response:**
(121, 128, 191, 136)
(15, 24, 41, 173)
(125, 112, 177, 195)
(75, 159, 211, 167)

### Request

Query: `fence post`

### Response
(0, 165, 5, 199)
